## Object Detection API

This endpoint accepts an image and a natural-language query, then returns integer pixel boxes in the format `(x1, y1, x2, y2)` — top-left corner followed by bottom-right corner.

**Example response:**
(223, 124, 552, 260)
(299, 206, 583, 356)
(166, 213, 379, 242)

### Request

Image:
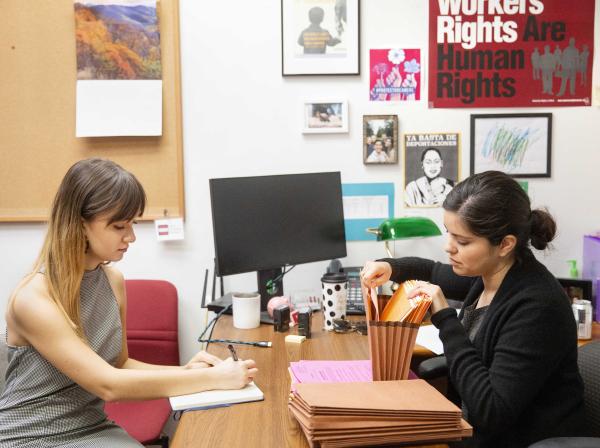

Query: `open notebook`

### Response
(169, 382, 264, 411)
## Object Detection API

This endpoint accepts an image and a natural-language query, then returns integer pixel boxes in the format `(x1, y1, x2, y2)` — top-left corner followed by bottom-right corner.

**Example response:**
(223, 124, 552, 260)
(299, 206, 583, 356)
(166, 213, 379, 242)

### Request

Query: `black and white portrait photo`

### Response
(404, 133, 460, 207)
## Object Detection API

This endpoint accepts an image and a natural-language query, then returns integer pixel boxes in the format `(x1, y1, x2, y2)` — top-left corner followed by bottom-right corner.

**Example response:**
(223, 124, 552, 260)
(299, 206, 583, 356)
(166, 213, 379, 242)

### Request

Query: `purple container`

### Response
(583, 235, 600, 322)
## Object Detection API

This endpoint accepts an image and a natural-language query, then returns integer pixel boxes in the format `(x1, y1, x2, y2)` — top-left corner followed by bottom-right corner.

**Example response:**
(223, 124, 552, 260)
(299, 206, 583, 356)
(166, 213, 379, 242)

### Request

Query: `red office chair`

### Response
(105, 280, 180, 448)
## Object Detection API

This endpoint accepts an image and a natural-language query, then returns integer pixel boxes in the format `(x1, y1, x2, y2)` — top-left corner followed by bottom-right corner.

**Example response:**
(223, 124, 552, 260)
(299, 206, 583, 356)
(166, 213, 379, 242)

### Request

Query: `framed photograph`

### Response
(470, 113, 552, 178)
(363, 115, 398, 165)
(281, 0, 360, 76)
(404, 133, 460, 208)
(302, 99, 348, 133)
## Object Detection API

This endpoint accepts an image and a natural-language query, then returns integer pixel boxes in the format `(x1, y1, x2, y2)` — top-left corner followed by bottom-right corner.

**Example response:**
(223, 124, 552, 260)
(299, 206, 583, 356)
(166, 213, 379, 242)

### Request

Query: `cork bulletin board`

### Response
(0, 0, 184, 222)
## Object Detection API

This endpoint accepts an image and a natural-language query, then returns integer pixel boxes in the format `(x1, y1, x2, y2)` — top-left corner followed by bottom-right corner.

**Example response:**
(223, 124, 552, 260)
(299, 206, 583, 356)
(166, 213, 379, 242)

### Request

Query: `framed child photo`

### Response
(302, 99, 348, 133)
(363, 115, 398, 165)
(281, 0, 360, 76)
(470, 113, 552, 178)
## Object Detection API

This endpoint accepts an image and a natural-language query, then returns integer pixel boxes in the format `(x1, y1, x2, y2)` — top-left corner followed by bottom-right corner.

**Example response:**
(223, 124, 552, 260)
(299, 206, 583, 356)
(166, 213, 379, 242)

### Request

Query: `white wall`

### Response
(1, 0, 600, 363)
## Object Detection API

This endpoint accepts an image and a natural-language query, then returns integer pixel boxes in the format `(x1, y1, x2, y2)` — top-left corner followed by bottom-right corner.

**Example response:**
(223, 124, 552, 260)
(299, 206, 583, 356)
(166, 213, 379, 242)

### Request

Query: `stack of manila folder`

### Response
(288, 380, 472, 447)
(364, 280, 432, 381)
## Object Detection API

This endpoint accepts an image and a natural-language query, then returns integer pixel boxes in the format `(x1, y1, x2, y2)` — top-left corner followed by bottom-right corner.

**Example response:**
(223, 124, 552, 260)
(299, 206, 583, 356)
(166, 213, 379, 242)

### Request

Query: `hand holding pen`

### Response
(227, 344, 238, 361)
(185, 350, 223, 369)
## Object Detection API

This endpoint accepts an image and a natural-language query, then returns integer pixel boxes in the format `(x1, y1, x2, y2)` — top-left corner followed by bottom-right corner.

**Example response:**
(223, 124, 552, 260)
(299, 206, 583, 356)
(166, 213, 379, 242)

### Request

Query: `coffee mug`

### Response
(232, 292, 261, 329)
(321, 273, 348, 331)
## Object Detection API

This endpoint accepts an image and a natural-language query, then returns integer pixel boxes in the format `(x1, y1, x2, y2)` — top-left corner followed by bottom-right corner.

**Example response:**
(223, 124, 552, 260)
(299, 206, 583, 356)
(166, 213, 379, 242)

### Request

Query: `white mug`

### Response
(232, 292, 261, 329)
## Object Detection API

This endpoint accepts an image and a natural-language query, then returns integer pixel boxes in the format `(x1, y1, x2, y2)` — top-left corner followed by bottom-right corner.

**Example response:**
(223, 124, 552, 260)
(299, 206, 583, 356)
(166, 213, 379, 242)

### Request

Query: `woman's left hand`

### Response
(408, 281, 449, 315)
(184, 350, 223, 369)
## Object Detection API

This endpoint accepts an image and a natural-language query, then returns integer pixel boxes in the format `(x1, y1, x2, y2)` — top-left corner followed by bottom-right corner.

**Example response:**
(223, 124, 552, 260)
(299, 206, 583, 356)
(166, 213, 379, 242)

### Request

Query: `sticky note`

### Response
(285, 335, 306, 344)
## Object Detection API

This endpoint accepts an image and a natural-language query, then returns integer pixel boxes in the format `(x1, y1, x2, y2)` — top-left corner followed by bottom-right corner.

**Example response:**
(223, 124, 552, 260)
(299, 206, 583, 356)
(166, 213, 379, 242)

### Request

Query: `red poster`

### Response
(428, 0, 595, 108)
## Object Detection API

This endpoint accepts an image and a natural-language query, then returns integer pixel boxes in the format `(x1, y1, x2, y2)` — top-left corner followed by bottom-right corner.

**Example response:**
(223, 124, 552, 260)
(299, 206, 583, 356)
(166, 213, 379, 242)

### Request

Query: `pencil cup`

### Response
(232, 292, 261, 329)
(321, 273, 348, 331)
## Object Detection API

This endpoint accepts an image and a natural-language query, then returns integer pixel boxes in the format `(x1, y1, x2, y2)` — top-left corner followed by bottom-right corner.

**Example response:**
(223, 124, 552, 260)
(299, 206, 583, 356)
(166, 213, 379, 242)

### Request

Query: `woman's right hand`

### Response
(361, 261, 392, 288)
(210, 357, 258, 390)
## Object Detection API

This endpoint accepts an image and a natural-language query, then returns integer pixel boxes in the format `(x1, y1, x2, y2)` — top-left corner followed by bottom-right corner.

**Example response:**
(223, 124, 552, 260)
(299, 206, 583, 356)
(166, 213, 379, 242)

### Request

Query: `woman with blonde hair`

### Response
(0, 158, 257, 447)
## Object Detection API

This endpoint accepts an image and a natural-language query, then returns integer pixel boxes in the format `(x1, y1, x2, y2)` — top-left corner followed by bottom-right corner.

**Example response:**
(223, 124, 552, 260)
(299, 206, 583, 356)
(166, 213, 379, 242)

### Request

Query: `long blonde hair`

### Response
(24, 158, 146, 339)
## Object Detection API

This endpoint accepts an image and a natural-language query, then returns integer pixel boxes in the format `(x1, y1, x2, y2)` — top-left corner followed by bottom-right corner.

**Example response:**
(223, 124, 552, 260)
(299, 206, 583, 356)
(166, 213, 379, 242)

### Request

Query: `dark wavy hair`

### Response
(443, 171, 556, 258)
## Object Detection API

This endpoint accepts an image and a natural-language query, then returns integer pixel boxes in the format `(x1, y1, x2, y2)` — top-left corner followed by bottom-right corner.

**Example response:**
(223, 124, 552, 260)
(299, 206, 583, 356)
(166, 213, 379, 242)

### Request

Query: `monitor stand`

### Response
(257, 267, 283, 309)
(259, 311, 274, 325)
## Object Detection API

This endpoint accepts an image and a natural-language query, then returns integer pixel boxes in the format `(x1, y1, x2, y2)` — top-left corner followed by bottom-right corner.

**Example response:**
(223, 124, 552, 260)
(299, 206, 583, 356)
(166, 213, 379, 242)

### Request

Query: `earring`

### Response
(85, 238, 89, 254)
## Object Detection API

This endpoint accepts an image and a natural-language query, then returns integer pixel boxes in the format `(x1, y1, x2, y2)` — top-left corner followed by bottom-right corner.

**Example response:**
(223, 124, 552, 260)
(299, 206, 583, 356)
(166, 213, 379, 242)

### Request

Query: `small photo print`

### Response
(404, 133, 460, 207)
(363, 115, 398, 165)
(303, 100, 348, 133)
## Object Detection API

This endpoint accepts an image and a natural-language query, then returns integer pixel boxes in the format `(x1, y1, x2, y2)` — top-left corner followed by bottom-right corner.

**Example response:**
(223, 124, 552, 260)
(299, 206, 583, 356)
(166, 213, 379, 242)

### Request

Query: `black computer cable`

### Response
(197, 304, 231, 348)
(197, 338, 272, 347)
(197, 304, 273, 349)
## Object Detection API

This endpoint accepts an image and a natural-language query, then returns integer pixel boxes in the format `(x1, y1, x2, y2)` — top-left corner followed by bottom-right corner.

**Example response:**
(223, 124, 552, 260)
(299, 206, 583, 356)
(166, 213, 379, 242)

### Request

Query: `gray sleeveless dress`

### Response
(0, 266, 143, 447)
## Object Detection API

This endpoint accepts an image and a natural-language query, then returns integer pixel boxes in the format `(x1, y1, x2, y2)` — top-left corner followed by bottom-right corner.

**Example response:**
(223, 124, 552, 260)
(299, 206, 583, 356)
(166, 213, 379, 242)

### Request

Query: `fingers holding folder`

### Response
(408, 280, 450, 315)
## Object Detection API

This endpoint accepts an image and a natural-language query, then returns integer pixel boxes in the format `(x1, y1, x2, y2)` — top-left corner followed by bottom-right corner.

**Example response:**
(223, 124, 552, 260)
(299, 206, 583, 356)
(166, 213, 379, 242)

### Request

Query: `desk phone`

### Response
(344, 267, 365, 315)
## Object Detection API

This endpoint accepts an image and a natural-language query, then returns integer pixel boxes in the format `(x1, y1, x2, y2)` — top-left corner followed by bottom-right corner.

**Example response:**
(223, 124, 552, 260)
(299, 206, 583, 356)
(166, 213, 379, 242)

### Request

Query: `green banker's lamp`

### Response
(367, 217, 442, 258)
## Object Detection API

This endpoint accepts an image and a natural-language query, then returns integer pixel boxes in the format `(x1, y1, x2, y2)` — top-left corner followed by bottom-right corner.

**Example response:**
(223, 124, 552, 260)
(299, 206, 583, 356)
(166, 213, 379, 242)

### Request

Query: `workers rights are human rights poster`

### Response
(428, 0, 595, 108)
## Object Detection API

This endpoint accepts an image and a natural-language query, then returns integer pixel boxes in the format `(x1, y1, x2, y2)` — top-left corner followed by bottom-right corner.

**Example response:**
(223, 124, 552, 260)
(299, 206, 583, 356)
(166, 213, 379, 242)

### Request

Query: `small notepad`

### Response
(169, 382, 264, 411)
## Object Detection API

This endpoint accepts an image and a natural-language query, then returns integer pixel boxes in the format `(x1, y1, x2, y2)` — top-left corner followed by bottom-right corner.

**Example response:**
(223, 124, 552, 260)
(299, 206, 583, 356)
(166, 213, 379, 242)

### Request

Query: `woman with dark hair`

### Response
(0, 158, 258, 447)
(362, 171, 586, 447)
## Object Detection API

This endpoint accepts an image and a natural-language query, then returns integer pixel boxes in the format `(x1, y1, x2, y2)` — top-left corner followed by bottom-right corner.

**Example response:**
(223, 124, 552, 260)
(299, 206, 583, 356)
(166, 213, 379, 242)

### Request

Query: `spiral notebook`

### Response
(169, 381, 264, 411)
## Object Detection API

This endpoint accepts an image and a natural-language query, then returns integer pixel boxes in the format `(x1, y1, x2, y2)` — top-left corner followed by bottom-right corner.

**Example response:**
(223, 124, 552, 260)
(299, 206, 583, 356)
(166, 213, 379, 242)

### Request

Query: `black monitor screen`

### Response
(209, 172, 347, 277)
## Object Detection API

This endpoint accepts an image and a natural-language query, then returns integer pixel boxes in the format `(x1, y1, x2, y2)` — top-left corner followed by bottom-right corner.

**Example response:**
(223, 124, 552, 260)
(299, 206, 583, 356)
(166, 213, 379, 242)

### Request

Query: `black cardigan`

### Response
(383, 250, 587, 448)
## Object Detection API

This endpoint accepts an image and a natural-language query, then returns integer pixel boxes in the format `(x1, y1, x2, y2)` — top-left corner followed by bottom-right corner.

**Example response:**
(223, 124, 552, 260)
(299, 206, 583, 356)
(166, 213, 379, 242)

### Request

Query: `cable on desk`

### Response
(197, 305, 231, 348)
(197, 339, 272, 348)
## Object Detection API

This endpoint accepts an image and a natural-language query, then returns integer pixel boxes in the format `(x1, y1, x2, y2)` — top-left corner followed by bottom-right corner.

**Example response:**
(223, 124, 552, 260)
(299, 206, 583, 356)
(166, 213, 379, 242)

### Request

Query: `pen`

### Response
(227, 344, 238, 361)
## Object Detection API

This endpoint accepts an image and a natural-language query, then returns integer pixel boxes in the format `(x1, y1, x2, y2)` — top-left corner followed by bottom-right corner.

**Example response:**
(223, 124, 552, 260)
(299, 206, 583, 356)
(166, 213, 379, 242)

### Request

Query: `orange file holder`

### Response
(364, 282, 431, 381)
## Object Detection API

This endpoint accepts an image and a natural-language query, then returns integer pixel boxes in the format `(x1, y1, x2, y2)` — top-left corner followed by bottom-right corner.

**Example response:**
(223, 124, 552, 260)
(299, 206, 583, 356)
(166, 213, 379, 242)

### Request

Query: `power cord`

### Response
(197, 305, 231, 348)
(197, 339, 272, 348)
(197, 305, 272, 349)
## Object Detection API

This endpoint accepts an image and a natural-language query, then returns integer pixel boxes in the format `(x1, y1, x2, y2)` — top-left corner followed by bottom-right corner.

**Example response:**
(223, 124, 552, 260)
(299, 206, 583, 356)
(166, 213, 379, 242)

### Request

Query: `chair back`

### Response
(578, 340, 600, 436)
(124, 279, 180, 366)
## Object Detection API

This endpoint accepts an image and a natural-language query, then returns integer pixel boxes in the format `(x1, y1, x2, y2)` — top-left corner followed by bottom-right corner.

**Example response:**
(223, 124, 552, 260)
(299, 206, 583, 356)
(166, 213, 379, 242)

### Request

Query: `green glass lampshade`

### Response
(367, 217, 442, 241)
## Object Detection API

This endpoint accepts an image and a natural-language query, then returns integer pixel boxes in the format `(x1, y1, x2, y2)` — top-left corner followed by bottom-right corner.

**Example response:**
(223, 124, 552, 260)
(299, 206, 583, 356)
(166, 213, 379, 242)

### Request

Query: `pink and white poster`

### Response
(369, 49, 421, 101)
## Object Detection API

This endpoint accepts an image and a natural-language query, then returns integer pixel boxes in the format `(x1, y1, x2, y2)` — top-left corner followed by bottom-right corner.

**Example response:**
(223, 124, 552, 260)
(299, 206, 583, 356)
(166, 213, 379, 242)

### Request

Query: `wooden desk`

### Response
(171, 314, 447, 448)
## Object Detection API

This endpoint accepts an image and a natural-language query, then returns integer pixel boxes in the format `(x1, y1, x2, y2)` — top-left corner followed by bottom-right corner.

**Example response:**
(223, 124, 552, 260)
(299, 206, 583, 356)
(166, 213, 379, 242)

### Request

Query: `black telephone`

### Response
(326, 260, 365, 315)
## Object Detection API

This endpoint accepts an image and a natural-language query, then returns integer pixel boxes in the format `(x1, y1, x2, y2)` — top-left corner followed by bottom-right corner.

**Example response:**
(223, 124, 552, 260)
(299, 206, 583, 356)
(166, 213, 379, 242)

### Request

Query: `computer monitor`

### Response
(209, 171, 347, 310)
